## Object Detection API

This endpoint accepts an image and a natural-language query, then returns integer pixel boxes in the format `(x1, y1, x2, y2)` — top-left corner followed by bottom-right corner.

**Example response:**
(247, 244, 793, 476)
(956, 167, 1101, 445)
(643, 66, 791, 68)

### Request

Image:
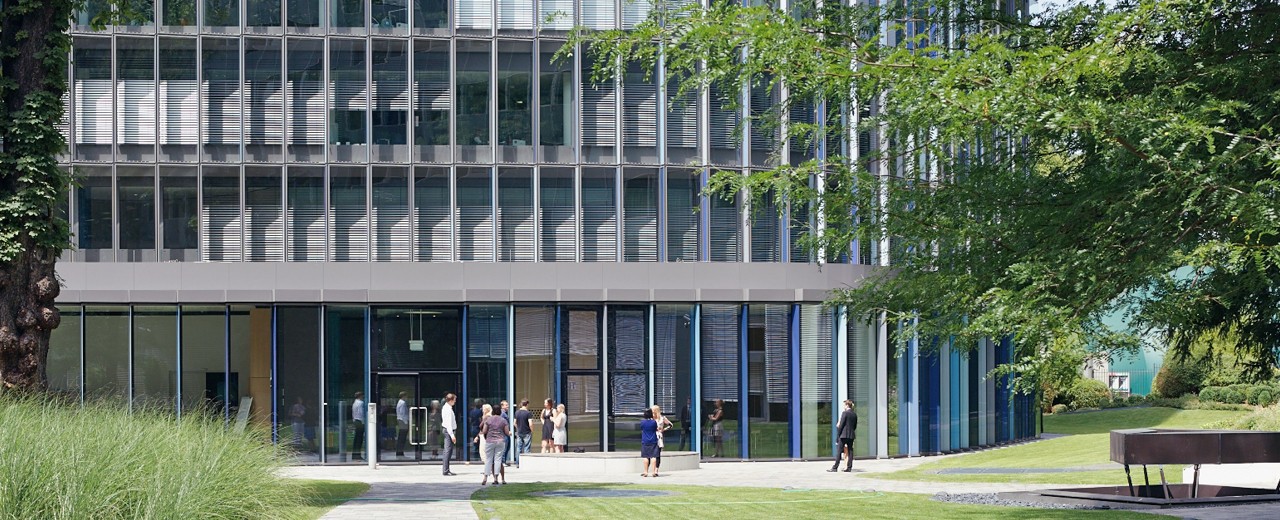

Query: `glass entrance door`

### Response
(376, 372, 461, 463)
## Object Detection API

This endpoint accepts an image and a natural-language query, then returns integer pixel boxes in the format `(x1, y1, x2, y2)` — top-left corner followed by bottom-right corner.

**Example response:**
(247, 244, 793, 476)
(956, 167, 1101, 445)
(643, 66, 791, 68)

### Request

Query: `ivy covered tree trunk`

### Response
(0, 0, 74, 390)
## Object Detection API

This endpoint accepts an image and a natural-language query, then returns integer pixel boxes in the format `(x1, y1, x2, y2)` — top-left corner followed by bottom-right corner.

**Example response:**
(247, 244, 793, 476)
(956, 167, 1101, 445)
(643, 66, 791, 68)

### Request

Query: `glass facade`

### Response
(53, 1, 1037, 465)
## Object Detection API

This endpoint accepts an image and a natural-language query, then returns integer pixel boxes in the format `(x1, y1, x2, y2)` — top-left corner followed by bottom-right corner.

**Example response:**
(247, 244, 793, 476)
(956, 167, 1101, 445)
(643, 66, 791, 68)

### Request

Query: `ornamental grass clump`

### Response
(0, 394, 301, 519)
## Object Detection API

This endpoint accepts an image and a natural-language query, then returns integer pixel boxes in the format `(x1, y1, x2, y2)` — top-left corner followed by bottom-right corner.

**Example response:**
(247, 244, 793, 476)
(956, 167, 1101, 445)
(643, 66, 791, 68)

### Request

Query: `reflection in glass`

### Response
(372, 167, 411, 261)
(372, 307, 462, 370)
(76, 170, 112, 250)
(372, 0, 408, 28)
(849, 313, 878, 457)
(85, 306, 130, 401)
(326, 306, 367, 462)
(538, 168, 576, 261)
(245, 38, 284, 161)
(118, 167, 156, 252)
(456, 40, 491, 159)
(203, 0, 238, 26)
(799, 305, 833, 459)
(372, 40, 409, 151)
(413, 40, 450, 160)
(133, 306, 179, 413)
(413, 0, 448, 29)
(747, 304, 790, 458)
(701, 304, 741, 459)
(245, 166, 284, 261)
(514, 306, 555, 446)
(163, 0, 196, 27)
(332, 0, 366, 28)
(539, 42, 573, 159)
(287, 0, 321, 27)
(654, 304, 695, 451)
(202, 38, 241, 162)
(247, 0, 282, 26)
(276, 307, 321, 462)
(330, 39, 368, 147)
(608, 306, 648, 451)
(497, 41, 532, 148)
(48, 306, 83, 399)
(287, 38, 325, 161)
(160, 168, 198, 255)
(666, 169, 699, 262)
(181, 306, 227, 418)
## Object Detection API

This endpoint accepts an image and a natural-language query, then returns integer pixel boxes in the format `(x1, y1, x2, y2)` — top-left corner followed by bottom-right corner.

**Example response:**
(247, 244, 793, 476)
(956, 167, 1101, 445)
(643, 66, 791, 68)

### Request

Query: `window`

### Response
(580, 51, 616, 163)
(581, 168, 617, 261)
(539, 42, 574, 162)
(413, 39, 451, 161)
(665, 168, 700, 262)
(414, 167, 452, 261)
(622, 169, 658, 261)
(455, 40, 491, 161)
(201, 166, 242, 261)
(245, 166, 284, 261)
(117, 167, 156, 254)
(287, 166, 325, 261)
(330, 39, 370, 162)
(747, 304, 791, 458)
(372, 167, 411, 261)
(372, 39, 410, 158)
(159, 38, 198, 162)
(202, 0, 238, 27)
(330, 166, 370, 261)
(245, 39, 284, 162)
(622, 61, 658, 163)
(248, 0, 282, 26)
(76, 168, 113, 251)
(117, 38, 156, 162)
(160, 167, 198, 259)
(133, 306, 179, 412)
(496, 40, 533, 162)
(202, 38, 241, 162)
(701, 304, 742, 459)
(539, 167, 576, 261)
(608, 306, 649, 451)
(74, 38, 113, 162)
(455, 0, 492, 33)
(413, 0, 449, 30)
(455, 167, 493, 261)
(497, 168, 535, 261)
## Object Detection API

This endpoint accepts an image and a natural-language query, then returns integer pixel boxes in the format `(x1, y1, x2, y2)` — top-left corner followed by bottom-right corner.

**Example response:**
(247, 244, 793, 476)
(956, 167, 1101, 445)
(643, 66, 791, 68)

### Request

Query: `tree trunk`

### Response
(0, 0, 75, 390)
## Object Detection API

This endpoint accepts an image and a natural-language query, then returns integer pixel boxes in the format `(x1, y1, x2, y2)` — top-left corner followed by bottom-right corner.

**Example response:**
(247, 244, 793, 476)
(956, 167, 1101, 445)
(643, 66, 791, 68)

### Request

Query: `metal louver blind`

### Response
(287, 80, 322, 144)
(201, 205, 243, 261)
(764, 304, 789, 404)
(581, 0, 616, 29)
(456, 179, 494, 261)
(246, 205, 285, 261)
(456, 0, 493, 30)
(118, 79, 156, 144)
(414, 176, 452, 261)
(331, 188, 370, 262)
(539, 179, 576, 262)
(330, 79, 369, 111)
(666, 81, 696, 149)
(709, 195, 740, 262)
(848, 314, 873, 411)
(59, 90, 70, 140)
(288, 183, 326, 261)
(621, 0, 652, 28)
(581, 177, 617, 261)
(581, 83, 617, 147)
(75, 80, 113, 144)
(789, 99, 816, 160)
(373, 204, 410, 261)
(709, 86, 739, 150)
(413, 70, 450, 110)
(468, 308, 507, 360)
(160, 80, 198, 145)
(203, 80, 242, 144)
(540, 0, 573, 30)
(789, 203, 811, 263)
(622, 79, 657, 147)
(568, 310, 599, 368)
(800, 305, 832, 401)
(498, 178, 535, 262)
(751, 194, 781, 262)
(247, 80, 283, 144)
(497, 0, 534, 29)
(701, 304, 740, 402)
(749, 82, 777, 152)
(611, 373, 647, 414)
(666, 175, 699, 261)
(612, 309, 646, 370)
(653, 308, 681, 411)
(622, 177, 657, 262)
(515, 307, 555, 359)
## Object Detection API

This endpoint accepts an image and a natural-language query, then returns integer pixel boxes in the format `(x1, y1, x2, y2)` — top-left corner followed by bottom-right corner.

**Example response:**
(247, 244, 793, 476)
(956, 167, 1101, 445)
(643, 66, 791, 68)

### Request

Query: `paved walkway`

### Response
(285, 454, 1280, 519)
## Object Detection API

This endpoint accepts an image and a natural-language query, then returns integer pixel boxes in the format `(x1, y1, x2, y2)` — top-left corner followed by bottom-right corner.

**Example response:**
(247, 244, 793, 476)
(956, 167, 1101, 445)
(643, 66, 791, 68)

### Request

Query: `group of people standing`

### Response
(639, 404, 674, 477)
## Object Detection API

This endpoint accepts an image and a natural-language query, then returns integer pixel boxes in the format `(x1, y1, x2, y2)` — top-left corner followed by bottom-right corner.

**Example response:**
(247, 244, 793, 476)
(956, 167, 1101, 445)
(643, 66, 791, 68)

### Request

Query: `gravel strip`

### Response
(931, 492, 1112, 510)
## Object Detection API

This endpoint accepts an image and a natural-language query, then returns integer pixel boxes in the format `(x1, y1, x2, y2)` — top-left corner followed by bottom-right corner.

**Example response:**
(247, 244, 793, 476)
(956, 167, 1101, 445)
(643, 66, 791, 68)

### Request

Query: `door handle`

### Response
(409, 406, 427, 446)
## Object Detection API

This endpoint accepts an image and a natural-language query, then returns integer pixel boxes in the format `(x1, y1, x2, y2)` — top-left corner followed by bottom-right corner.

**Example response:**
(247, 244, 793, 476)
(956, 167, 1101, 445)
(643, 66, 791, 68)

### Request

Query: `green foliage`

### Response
(1066, 378, 1111, 410)
(1218, 387, 1247, 405)
(1152, 360, 1205, 398)
(1206, 405, 1280, 431)
(1198, 387, 1221, 403)
(1247, 386, 1277, 407)
(575, 0, 1280, 391)
(0, 394, 308, 519)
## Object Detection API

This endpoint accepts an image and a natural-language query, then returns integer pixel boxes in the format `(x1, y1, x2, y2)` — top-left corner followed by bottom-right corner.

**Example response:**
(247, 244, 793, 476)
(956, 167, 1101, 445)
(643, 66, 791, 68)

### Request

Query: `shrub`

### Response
(1126, 395, 1145, 406)
(1143, 395, 1253, 411)
(1228, 383, 1252, 397)
(0, 394, 301, 518)
(1067, 378, 1111, 410)
(1207, 405, 1280, 431)
(1248, 386, 1277, 406)
(1199, 386, 1223, 403)
(1051, 404, 1068, 414)
(1218, 387, 1247, 404)
(1152, 362, 1205, 398)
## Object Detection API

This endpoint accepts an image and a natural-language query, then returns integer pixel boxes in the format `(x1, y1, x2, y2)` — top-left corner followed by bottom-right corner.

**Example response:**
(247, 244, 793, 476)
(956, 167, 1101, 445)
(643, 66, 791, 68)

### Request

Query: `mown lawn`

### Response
(284, 480, 370, 519)
(870, 407, 1248, 484)
(471, 483, 1157, 520)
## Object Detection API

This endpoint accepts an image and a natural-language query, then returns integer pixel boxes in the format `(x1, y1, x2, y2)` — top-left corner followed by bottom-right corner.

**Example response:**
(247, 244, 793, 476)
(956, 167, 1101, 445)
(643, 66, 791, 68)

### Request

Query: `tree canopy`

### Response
(575, 0, 1280, 388)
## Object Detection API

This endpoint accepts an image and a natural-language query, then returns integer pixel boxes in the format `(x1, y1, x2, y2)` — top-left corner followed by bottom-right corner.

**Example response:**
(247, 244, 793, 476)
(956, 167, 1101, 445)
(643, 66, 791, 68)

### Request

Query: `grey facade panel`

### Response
(560, 289, 605, 302)
(512, 289, 558, 301)
(466, 289, 512, 302)
(747, 289, 796, 302)
(699, 289, 744, 301)
(604, 289, 651, 302)
(275, 289, 322, 302)
(228, 289, 276, 302)
(130, 290, 178, 303)
(324, 289, 369, 302)
(652, 289, 697, 301)
(177, 290, 227, 303)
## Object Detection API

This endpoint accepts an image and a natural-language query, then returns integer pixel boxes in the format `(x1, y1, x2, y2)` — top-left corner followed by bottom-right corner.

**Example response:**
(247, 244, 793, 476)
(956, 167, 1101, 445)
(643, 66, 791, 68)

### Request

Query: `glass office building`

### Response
(53, 0, 1036, 463)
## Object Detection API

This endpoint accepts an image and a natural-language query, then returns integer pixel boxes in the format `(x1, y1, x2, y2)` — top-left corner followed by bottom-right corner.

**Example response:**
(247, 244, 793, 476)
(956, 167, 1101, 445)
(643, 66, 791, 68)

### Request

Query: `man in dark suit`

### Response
(828, 399, 858, 472)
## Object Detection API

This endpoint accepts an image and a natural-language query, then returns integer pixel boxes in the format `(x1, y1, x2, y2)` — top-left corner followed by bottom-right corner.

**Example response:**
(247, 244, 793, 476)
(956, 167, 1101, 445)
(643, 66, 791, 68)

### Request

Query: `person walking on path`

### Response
(829, 400, 858, 473)
(651, 405, 672, 476)
(678, 397, 692, 451)
(640, 409, 659, 477)
(499, 400, 512, 467)
(480, 404, 510, 486)
(707, 399, 725, 458)
(513, 399, 533, 467)
(540, 398, 555, 453)
(441, 393, 458, 476)
(351, 391, 365, 461)
(552, 404, 568, 453)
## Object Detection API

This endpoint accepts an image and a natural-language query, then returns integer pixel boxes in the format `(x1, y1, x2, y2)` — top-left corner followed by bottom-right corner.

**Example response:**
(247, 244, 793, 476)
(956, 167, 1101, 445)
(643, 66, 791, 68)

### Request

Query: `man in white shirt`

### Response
(441, 392, 458, 476)
(395, 391, 409, 458)
(351, 391, 366, 461)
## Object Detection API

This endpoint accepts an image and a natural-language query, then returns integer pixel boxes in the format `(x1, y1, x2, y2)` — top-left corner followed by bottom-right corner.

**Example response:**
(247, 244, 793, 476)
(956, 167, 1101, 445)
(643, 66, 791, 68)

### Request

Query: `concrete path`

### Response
(284, 455, 1280, 519)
